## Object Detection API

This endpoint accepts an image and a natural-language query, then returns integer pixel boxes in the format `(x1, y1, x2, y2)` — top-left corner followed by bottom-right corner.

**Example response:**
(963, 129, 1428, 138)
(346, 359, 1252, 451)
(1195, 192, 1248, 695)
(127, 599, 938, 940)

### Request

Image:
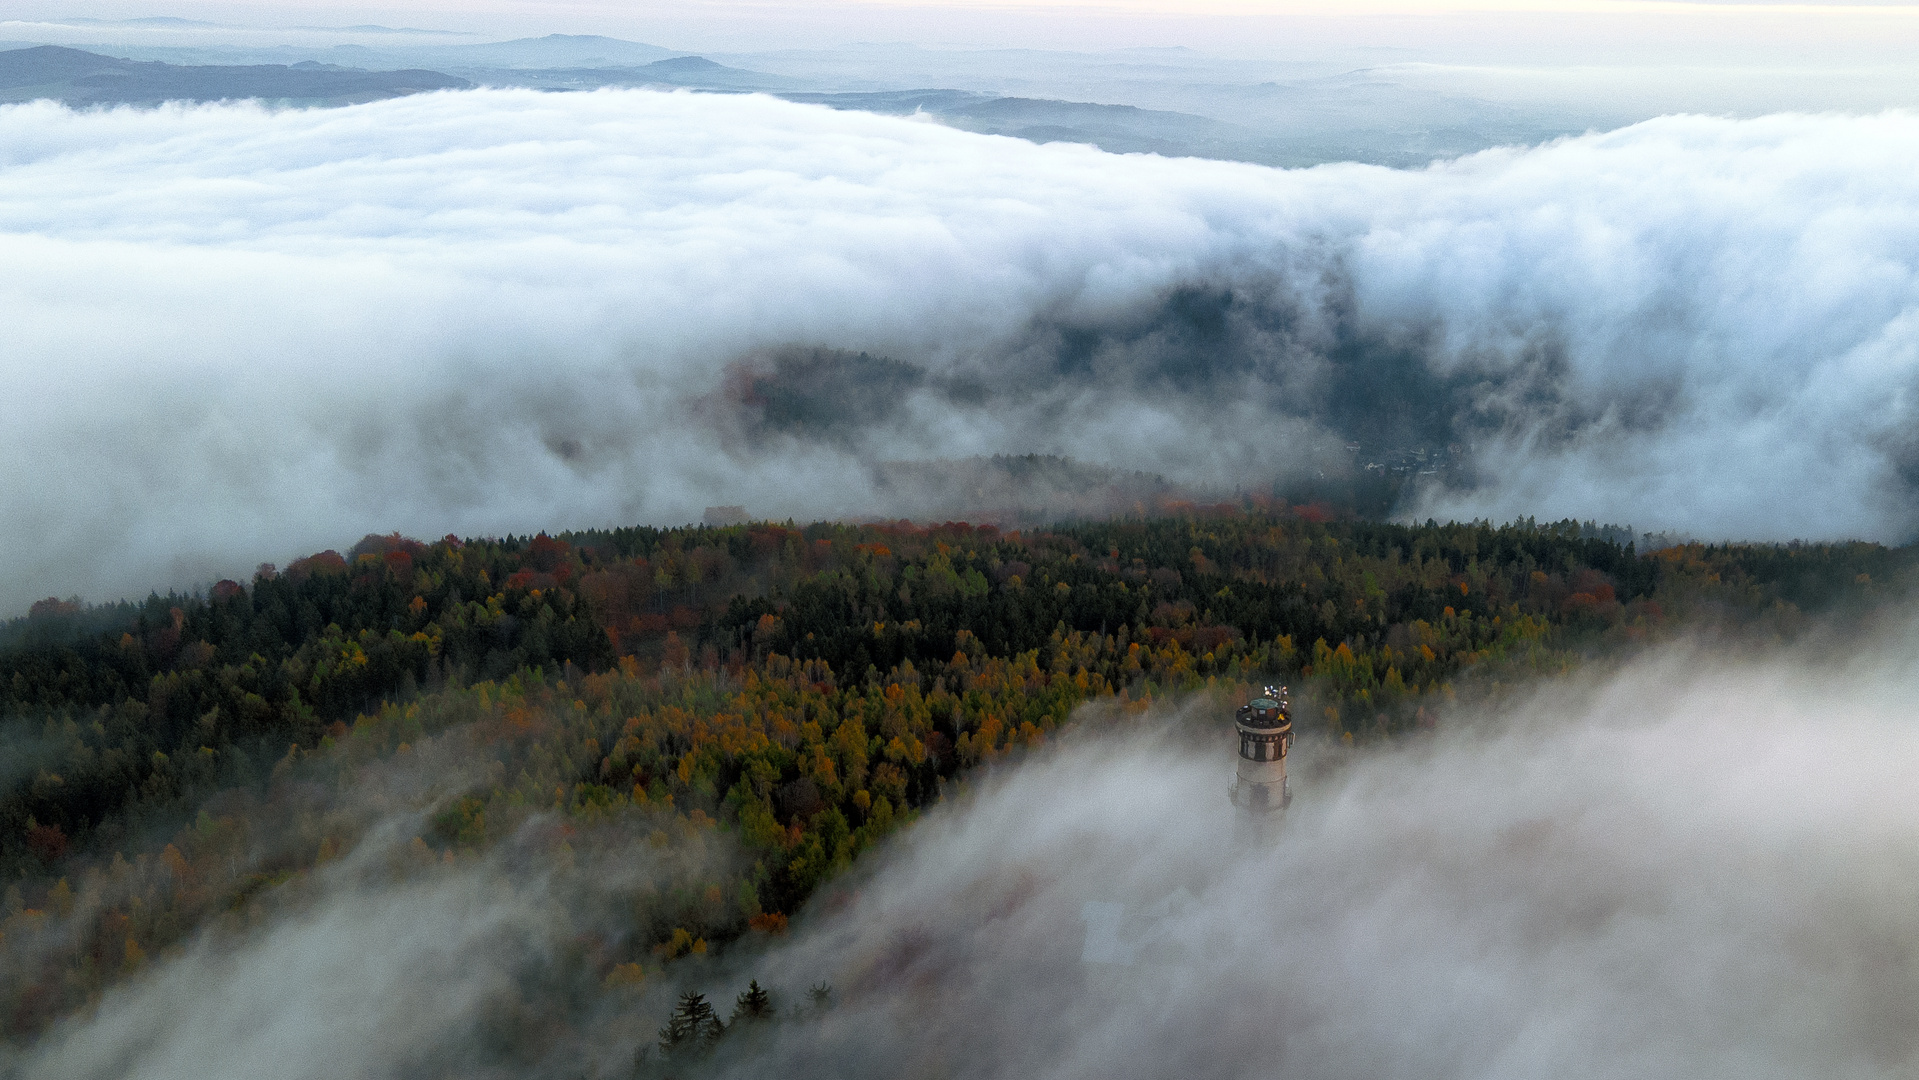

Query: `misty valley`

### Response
(6, 8, 1919, 1079)
(4, 510, 1918, 1077)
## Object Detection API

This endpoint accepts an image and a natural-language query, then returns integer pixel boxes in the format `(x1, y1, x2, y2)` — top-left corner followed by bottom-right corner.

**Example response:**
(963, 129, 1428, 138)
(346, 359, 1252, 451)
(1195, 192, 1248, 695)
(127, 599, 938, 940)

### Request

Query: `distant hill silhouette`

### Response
(781, 89, 1252, 160)
(435, 34, 680, 69)
(451, 52, 799, 92)
(0, 45, 469, 106)
(645, 55, 724, 73)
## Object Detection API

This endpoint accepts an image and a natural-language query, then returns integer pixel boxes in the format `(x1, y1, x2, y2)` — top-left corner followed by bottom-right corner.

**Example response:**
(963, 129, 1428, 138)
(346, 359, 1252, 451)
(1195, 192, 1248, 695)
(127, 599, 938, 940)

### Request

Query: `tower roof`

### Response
(1237, 688, 1291, 729)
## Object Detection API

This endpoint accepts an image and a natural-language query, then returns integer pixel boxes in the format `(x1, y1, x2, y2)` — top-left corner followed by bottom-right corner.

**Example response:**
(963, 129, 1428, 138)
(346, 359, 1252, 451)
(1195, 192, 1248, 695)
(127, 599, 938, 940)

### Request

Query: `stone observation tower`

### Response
(1229, 685, 1293, 839)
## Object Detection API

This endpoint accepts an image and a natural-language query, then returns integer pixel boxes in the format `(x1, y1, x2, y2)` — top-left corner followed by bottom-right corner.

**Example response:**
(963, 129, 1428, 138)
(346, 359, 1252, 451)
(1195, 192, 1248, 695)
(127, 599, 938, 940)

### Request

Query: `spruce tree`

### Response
(658, 991, 723, 1059)
(730, 980, 774, 1023)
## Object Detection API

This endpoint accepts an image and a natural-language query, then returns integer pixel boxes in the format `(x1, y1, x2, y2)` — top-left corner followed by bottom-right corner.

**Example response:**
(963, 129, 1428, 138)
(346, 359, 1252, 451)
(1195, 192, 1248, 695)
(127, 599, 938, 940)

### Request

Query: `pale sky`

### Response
(8, 0, 1919, 57)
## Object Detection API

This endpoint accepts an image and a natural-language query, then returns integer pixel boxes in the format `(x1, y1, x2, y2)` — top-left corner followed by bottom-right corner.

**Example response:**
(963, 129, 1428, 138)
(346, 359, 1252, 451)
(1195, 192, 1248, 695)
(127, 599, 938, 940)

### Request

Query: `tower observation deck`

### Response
(1230, 686, 1293, 838)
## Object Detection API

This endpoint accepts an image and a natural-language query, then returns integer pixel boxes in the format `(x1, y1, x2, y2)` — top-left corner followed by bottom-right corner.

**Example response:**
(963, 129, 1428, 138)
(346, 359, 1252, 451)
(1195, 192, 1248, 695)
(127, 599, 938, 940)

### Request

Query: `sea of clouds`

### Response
(21, 621, 1919, 1079)
(3, 89, 1918, 612)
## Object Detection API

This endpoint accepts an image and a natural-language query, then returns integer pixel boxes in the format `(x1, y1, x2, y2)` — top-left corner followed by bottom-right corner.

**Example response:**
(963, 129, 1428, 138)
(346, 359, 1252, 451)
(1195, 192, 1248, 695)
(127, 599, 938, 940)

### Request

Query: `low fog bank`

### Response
(12, 735, 737, 1080)
(4, 91, 1919, 611)
(17, 862, 664, 1080)
(29, 871, 541, 1079)
(724, 632, 1919, 1079)
(24, 617, 1919, 1079)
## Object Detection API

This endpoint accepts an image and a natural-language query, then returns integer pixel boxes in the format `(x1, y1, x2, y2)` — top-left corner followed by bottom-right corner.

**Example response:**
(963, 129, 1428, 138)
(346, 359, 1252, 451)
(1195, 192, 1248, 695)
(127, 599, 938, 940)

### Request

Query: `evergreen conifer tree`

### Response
(730, 980, 774, 1023)
(658, 990, 723, 1059)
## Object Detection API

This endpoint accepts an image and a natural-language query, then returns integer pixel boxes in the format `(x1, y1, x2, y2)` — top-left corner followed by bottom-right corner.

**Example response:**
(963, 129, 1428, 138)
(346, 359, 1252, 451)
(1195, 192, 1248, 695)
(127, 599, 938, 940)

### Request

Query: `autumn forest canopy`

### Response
(2, 503, 1915, 1062)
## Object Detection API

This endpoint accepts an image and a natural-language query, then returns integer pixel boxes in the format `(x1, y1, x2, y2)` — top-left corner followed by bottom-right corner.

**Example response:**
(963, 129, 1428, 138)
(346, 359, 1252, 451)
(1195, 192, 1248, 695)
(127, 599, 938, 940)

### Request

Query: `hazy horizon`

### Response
(9, 0, 1919, 56)
(10, 1, 1919, 78)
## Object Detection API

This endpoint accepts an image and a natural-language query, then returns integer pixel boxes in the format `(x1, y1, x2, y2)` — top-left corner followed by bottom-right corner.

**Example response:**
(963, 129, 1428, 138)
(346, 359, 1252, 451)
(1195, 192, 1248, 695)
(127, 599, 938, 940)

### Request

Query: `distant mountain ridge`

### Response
(432, 34, 681, 69)
(781, 89, 1266, 161)
(0, 39, 1530, 168)
(0, 44, 469, 105)
(459, 52, 801, 93)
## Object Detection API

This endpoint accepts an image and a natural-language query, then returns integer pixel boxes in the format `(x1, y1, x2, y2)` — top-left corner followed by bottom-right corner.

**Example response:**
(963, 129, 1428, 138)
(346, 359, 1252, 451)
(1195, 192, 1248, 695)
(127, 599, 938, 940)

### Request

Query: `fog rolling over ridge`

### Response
(746, 639, 1919, 1080)
(25, 626, 1919, 1079)
(3, 90, 1919, 610)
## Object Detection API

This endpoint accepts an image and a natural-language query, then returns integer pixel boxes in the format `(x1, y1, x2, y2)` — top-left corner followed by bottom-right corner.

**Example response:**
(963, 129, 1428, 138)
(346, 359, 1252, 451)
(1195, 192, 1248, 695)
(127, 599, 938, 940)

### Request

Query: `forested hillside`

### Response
(3, 505, 1913, 1046)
